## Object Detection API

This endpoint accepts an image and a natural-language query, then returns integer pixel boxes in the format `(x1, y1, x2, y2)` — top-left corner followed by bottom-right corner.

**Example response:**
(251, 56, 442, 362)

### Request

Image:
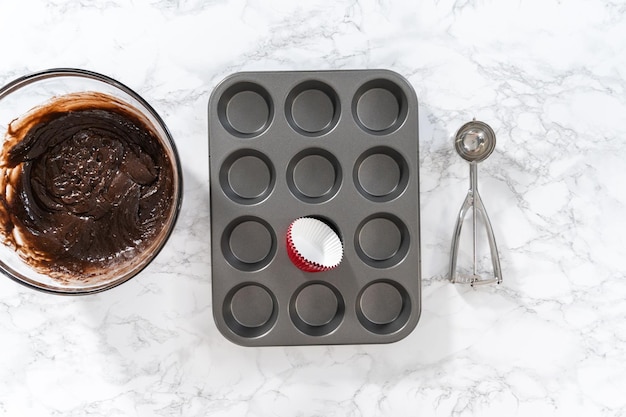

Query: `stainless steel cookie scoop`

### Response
(449, 120, 502, 285)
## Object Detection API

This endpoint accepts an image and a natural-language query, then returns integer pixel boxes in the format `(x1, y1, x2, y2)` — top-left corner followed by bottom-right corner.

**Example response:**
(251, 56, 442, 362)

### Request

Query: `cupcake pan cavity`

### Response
(209, 70, 421, 346)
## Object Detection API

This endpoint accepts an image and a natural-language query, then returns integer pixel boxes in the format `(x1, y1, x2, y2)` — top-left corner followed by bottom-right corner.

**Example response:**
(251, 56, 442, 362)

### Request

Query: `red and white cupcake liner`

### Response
(286, 217, 343, 272)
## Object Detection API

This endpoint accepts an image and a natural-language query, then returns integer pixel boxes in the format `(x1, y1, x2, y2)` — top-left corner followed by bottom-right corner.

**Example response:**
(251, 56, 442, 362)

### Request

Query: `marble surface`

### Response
(1, 0, 625, 415)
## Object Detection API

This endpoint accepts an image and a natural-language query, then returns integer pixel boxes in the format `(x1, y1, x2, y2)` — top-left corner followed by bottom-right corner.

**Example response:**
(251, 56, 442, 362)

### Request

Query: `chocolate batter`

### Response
(0, 92, 176, 282)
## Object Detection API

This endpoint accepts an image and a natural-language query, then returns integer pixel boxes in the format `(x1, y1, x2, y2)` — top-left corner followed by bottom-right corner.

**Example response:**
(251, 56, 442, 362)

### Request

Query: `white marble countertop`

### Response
(1, 0, 625, 415)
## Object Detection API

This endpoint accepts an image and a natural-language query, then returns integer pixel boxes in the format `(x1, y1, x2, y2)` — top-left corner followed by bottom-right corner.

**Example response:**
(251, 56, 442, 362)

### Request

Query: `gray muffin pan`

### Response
(208, 70, 421, 346)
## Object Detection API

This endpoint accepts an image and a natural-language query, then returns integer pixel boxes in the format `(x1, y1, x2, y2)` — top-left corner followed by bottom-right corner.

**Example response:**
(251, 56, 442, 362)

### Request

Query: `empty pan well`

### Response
(285, 80, 340, 137)
(287, 148, 342, 204)
(356, 280, 411, 335)
(221, 217, 276, 271)
(219, 149, 275, 205)
(352, 79, 408, 135)
(355, 213, 410, 269)
(290, 282, 345, 336)
(354, 146, 409, 203)
(223, 283, 278, 338)
(217, 82, 273, 138)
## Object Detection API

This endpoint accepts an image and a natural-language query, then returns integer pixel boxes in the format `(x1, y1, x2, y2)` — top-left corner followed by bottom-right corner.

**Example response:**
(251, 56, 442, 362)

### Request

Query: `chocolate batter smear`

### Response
(0, 92, 175, 283)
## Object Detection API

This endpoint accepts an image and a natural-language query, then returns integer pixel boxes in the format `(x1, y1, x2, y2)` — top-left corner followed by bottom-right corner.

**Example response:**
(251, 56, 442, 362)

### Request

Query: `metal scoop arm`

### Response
(449, 163, 502, 286)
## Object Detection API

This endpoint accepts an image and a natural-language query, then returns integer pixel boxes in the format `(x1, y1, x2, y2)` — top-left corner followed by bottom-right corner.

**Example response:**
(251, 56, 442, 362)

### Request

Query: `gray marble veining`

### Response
(1, 0, 625, 415)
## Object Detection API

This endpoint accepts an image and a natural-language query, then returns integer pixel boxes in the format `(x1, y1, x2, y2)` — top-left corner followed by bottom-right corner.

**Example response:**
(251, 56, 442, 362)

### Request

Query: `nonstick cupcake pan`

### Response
(208, 70, 421, 346)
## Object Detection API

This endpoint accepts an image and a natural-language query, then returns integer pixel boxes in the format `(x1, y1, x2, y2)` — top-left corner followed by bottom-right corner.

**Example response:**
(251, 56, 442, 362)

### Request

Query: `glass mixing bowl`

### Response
(0, 68, 182, 294)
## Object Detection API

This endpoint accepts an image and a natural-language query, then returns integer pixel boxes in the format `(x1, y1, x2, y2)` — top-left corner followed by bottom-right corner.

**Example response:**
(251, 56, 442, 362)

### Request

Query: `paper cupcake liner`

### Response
(286, 217, 343, 272)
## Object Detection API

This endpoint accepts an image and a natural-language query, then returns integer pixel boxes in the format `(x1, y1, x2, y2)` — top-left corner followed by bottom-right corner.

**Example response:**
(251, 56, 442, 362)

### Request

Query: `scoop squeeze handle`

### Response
(449, 163, 502, 285)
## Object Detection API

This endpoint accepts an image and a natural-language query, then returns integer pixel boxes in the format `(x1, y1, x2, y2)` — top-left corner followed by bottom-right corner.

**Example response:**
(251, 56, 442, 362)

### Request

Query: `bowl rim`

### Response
(0, 67, 184, 295)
